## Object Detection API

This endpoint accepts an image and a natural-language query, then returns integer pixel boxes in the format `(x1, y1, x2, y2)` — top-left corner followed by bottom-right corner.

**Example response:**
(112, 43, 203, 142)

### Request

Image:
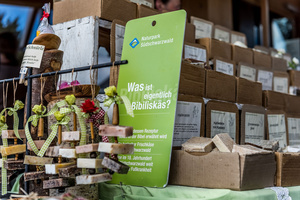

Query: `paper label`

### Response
(184, 45, 206, 62)
(245, 112, 265, 145)
(115, 24, 126, 62)
(257, 70, 273, 90)
(288, 117, 300, 146)
(173, 101, 202, 146)
(273, 77, 288, 94)
(99, 19, 112, 29)
(130, 0, 153, 7)
(214, 28, 230, 43)
(192, 19, 213, 39)
(21, 44, 45, 68)
(239, 65, 256, 81)
(268, 114, 287, 148)
(231, 33, 246, 44)
(211, 110, 236, 140)
(19, 67, 28, 75)
(215, 60, 234, 75)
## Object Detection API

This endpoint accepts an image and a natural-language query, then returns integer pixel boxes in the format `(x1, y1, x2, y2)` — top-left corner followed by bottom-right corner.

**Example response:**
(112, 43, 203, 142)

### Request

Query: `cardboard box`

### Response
(240, 105, 266, 145)
(237, 62, 257, 82)
(236, 77, 262, 106)
(170, 150, 276, 190)
(269, 47, 278, 57)
(213, 57, 235, 76)
(206, 100, 239, 142)
(266, 110, 288, 148)
(285, 95, 300, 114)
(179, 61, 206, 97)
(183, 42, 208, 64)
(213, 25, 231, 43)
(129, 0, 154, 8)
(286, 113, 300, 146)
(205, 70, 236, 102)
(185, 23, 196, 43)
(232, 46, 253, 64)
(254, 45, 270, 55)
(263, 90, 286, 110)
(253, 50, 272, 69)
(289, 70, 300, 88)
(53, 0, 137, 24)
(110, 20, 126, 62)
(231, 31, 247, 46)
(272, 57, 287, 72)
(273, 71, 289, 94)
(190, 16, 214, 39)
(198, 38, 232, 60)
(137, 4, 159, 18)
(276, 152, 300, 187)
(256, 67, 273, 91)
(173, 94, 205, 147)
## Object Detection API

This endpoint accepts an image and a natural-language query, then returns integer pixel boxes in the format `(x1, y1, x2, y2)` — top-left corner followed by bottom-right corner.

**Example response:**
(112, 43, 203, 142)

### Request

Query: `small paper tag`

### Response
(257, 70, 273, 90)
(245, 112, 264, 145)
(268, 114, 287, 148)
(210, 110, 236, 140)
(192, 20, 213, 39)
(21, 44, 45, 68)
(273, 77, 288, 93)
(215, 60, 234, 75)
(240, 65, 256, 81)
(288, 117, 300, 146)
(231, 33, 246, 44)
(184, 45, 206, 62)
(19, 67, 28, 75)
(214, 28, 230, 43)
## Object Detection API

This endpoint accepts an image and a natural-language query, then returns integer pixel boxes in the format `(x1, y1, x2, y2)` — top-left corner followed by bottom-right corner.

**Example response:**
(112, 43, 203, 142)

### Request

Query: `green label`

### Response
(111, 10, 186, 187)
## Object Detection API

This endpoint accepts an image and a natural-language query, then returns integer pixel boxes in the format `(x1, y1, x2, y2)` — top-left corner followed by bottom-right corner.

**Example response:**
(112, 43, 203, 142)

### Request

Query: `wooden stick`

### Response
(14, 138, 18, 160)
(90, 122, 94, 143)
(58, 124, 62, 163)
(73, 113, 77, 131)
(112, 104, 119, 125)
(38, 118, 44, 138)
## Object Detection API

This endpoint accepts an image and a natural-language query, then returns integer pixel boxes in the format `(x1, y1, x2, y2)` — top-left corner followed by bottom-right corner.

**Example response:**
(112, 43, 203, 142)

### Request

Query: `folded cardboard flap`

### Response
(137, 4, 159, 18)
(232, 46, 253, 64)
(276, 152, 300, 186)
(253, 50, 272, 69)
(197, 38, 232, 60)
(236, 77, 262, 106)
(285, 95, 300, 114)
(272, 57, 287, 72)
(263, 90, 286, 110)
(289, 70, 300, 88)
(185, 23, 196, 43)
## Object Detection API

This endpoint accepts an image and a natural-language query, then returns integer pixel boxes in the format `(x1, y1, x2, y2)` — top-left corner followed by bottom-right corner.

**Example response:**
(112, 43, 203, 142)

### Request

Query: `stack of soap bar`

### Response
(24, 155, 53, 165)
(45, 162, 75, 174)
(2, 130, 26, 139)
(58, 165, 81, 178)
(4, 159, 25, 170)
(182, 137, 215, 153)
(24, 171, 48, 181)
(102, 157, 130, 174)
(27, 140, 46, 151)
(232, 144, 271, 156)
(43, 178, 75, 189)
(77, 158, 104, 169)
(98, 143, 134, 154)
(212, 133, 235, 152)
(75, 144, 99, 154)
(62, 131, 80, 142)
(59, 149, 77, 158)
(45, 146, 60, 157)
(1, 144, 26, 156)
(76, 173, 112, 185)
(99, 125, 133, 137)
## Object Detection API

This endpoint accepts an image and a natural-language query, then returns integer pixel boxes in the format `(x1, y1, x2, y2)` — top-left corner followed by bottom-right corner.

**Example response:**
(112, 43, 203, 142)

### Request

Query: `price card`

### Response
(21, 44, 45, 68)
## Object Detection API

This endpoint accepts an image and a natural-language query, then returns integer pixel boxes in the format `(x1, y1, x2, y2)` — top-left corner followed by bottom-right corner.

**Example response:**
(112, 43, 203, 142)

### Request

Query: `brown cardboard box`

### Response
(254, 45, 270, 54)
(286, 113, 300, 146)
(170, 150, 276, 190)
(129, 0, 154, 8)
(289, 70, 300, 88)
(232, 46, 253, 64)
(237, 62, 257, 82)
(190, 16, 214, 39)
(285, 95, 300, 114)
(198, 38, 232, 60)
(206, 100, 239, 142)
(179, 61, 206, 97)
(53, 0, 137, 24)
(183, 42, 208, 64)
(272, 57, 288, 72)
(185, 23, 196, 43)
(240, 105, 266, 145)
(263, 90, 286, 110)
(213, 57, 236, 76)
(213, 25, 231, 43)
(266, 110, 288, 148)
(205, 70, 236, 102)
(137, 4, 159, 18)
(231, 31, 247, 46)
(256, 66, 273, 91)
(236, 77, 262, 106)
(269, 47, 278, 57)
(273, 71, 289, 94)
(253, 50, 272, 69)
(276, 152, 300, 187)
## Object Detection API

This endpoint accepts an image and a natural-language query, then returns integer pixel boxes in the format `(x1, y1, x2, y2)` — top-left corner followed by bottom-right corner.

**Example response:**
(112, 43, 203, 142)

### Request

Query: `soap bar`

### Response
(98, 142, 134, 154)
(62, 131, 80, 142)
(45, 146, 60, 157)
(2, 130, 26, 139)
(1, 144, 26, 156)
(59, 149, 77, 158)
(232, 144, 271, 156)
(24, 171, 49, 181)
(76, 173, 112, 185)
(24, 155, 53, 165)
(58, 165, 81, 178)
(43, 178, 75, 189)
(77, 158, 104, 169)
(0, 159, 2, 168)
(27, 140, 46, 151)
(4, 159, 25, 170)
(99, 125, 133, 137)
(212, 133, 235, 152)
(45, 162, 75, 174)
(102, 157, 130, 174)
(182, 137, 215, 153)
(76, 144, 99, 154)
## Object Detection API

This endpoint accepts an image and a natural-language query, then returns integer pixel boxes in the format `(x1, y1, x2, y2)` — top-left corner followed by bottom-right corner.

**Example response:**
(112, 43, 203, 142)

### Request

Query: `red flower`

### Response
(81, 99, 99, 113)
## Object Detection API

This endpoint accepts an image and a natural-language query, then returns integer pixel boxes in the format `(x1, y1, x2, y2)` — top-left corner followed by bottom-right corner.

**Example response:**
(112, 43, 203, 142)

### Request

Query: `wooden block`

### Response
(4, 159, 24, 170)
(232, 144, 271, 156)
(102, 157, 130, 174)
(45, 146, 60, 157)
(62, 131, 80, 142)
(1, 144, 26, 156)
(182, 137, 215, 153)
(58, 165, 81, 178)
(43, 178, 75, 189)
(212, 133, 235, 153)
(24, 171, 49, 181)
(77, 158, 104, 169)
(259, 140, 279, 151)
(98, 142, 134, 154)
(24, 155, 53, 165)
(99, 125, 133, 137)
(27, 140, 46, 151)
(45, 162, 75, 174)
(76, 173, 112, 185)
(59, 149, 77, 158)
(1, 130, 26, 139)
(76, 144, 99, 154)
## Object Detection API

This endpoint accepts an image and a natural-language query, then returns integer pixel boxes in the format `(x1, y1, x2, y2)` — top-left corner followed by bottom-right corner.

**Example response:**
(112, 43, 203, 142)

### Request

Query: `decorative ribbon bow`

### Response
(0, 115, 8, 195)
(40, 11, 49, 20)
(87, 108, 105, 129)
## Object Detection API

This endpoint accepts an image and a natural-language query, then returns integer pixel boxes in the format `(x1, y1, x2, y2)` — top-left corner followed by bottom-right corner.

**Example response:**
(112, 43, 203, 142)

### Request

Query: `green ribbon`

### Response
(1, 127, 8, 195)
(104, 96, 134, 117)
